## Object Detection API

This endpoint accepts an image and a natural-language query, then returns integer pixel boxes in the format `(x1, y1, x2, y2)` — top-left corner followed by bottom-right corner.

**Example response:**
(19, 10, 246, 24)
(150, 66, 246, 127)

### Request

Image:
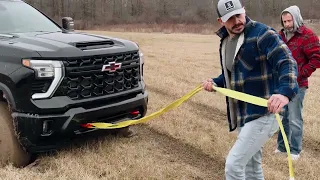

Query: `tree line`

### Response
(24, 0, 320, 29)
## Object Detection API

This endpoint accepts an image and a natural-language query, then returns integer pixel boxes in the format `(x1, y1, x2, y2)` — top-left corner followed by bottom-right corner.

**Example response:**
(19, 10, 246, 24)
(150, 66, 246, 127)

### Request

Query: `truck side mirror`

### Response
(62, 17, 74, 31)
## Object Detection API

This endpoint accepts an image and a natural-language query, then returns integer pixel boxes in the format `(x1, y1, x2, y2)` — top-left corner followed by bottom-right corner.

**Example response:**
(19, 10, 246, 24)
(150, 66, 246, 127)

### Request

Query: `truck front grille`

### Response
(54, 51, 141, 100)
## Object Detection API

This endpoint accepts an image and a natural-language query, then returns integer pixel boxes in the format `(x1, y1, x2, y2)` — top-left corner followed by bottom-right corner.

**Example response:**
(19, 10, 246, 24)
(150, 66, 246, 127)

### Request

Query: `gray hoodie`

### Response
(280, 5, 304, 33)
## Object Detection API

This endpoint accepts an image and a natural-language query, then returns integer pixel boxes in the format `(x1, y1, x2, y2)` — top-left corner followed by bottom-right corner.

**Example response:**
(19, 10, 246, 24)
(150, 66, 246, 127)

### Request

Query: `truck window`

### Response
(0, 1, 61, 33)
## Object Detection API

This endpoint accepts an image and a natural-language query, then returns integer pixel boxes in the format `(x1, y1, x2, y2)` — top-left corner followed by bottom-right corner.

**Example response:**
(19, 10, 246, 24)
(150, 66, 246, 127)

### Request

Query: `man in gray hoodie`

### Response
(276, 5, 320, 160)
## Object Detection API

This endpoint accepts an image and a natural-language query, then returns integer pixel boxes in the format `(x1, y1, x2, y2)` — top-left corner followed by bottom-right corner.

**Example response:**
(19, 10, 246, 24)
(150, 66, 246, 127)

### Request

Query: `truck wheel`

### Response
(0, 102, 31, 167)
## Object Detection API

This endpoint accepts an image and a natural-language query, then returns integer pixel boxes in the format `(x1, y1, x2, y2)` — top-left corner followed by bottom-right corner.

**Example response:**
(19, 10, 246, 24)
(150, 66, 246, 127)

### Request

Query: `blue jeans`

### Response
(277, 87, 306, 155)
(225, 114, 279, 180)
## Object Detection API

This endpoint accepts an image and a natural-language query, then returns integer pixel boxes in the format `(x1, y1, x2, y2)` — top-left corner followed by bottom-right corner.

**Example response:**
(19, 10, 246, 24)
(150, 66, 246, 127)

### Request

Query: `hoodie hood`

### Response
(280, 5, 304, 32)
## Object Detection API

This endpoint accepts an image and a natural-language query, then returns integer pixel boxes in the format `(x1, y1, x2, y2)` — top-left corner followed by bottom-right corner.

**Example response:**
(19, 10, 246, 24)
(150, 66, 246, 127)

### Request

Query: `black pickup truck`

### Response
(0, 0, 148, 167)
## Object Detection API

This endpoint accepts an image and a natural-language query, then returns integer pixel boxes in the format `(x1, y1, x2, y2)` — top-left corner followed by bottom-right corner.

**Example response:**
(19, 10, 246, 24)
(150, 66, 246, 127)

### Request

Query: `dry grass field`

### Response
(0, 31, 319, 180)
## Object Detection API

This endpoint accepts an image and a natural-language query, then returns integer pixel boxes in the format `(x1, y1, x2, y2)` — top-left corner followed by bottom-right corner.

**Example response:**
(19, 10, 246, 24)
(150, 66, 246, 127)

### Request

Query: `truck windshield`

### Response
(0, 1, 61, 33)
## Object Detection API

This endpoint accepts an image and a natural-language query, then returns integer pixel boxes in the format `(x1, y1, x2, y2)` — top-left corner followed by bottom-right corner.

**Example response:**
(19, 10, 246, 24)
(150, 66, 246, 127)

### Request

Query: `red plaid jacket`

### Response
(279, 25, 320, 88)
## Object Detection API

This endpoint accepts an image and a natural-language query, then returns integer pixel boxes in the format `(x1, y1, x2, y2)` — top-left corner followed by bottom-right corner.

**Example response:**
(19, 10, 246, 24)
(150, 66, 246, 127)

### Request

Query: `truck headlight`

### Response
(22, 60, 61, 78)
(22, 59, 64, 99)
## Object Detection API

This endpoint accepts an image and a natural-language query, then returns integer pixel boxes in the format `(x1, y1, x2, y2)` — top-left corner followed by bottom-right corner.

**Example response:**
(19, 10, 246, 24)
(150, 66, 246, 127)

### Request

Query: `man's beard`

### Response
(284, 27, 294, 33)
(228, 23, 244, 35)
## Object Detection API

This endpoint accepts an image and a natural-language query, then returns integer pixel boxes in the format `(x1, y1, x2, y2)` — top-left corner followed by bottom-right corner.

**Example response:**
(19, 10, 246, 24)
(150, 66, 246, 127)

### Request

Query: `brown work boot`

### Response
(116, 126, 135, 138)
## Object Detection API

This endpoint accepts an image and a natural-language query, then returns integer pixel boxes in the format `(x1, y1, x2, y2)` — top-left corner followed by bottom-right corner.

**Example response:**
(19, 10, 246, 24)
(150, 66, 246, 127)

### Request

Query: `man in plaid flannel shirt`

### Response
(202, 0, 298, 179)
(275, 5, 320, 160)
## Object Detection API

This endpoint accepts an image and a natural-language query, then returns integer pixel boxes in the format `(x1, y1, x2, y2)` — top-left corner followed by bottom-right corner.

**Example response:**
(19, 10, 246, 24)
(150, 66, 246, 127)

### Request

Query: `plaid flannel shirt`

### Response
(213, 16, 299, 131)
(279, 25, 320, 88)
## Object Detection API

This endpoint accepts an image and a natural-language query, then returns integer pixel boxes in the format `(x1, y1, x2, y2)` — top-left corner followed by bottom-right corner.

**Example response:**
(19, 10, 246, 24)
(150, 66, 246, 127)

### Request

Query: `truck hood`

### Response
(0, 31, 139, 58)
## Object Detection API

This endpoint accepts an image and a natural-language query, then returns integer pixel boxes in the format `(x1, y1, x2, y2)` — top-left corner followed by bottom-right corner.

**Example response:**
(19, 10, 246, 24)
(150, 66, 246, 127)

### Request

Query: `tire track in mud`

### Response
(147, 85, 227, 124)
(134, 125, 226, 179)
(301, 136, 320, 157)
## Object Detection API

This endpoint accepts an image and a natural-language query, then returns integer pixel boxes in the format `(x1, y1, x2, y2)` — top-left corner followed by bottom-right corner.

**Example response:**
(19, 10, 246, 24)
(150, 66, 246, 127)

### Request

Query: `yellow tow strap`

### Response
(84, 85, 294, 179)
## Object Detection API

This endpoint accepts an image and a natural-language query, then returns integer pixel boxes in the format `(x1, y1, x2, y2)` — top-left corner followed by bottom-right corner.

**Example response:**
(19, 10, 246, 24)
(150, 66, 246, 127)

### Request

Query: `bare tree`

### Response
(23, 0, 319, 29)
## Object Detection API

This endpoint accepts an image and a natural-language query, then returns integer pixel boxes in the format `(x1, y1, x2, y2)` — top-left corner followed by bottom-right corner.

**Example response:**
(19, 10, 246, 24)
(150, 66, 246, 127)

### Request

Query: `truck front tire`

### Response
(0, 102, 31, 167)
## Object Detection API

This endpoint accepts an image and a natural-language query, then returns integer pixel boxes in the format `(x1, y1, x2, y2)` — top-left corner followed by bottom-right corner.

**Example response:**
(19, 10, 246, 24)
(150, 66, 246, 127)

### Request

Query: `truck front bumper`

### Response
(12, 92, 148, 153)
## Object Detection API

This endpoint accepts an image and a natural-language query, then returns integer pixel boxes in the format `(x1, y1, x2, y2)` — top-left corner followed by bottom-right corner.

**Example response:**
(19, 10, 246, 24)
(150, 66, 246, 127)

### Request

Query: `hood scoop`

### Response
(74, 40, 114, 50)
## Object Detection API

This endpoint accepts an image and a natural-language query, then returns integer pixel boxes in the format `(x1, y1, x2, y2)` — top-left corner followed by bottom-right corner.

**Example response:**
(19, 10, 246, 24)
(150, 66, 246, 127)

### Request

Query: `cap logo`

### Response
(225, 1, 234, 11)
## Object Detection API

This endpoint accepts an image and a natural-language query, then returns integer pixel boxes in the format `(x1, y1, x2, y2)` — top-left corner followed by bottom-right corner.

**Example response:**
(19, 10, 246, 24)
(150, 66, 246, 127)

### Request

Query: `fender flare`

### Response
(0, 82, 16, 110)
